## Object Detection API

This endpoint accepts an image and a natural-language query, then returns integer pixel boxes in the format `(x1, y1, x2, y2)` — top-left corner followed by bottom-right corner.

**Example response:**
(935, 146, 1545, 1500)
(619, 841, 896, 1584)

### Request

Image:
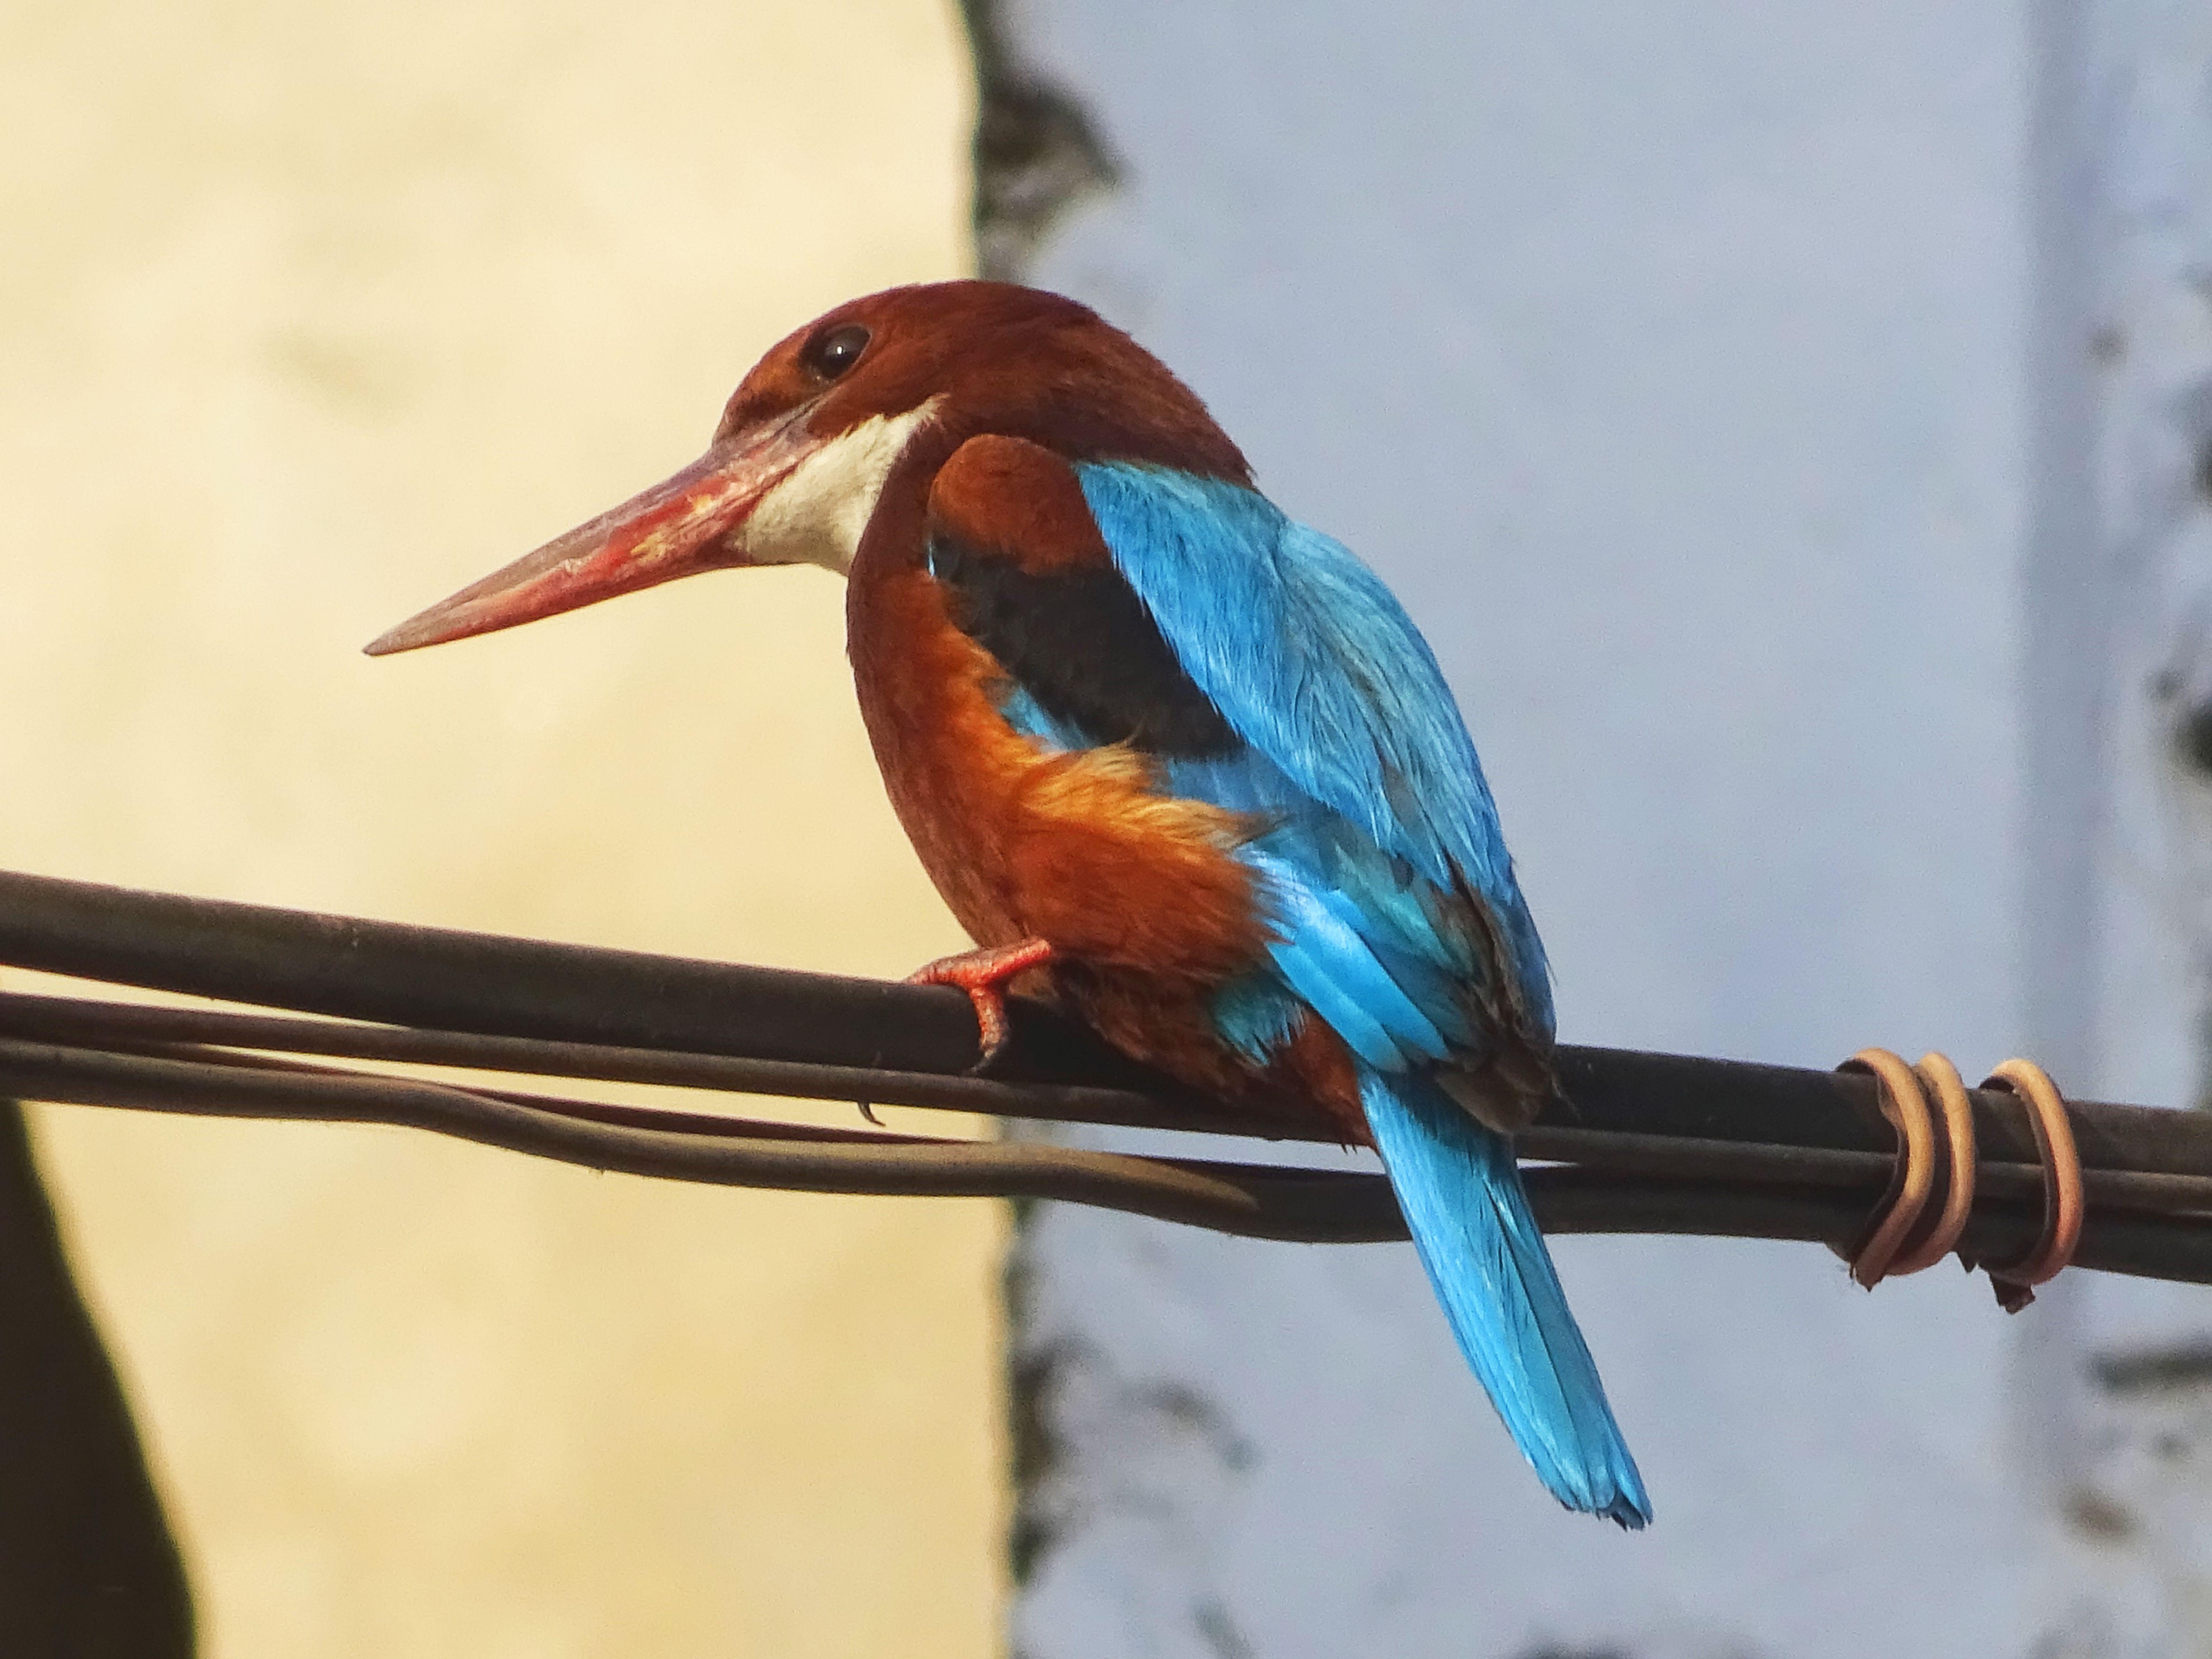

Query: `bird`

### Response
(368, 280, 1651, 1527)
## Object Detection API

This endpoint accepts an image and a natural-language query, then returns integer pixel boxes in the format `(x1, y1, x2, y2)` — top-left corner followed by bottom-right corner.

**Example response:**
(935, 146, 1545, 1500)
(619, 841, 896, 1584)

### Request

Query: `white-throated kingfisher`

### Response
(369, 281, 1651, 1526)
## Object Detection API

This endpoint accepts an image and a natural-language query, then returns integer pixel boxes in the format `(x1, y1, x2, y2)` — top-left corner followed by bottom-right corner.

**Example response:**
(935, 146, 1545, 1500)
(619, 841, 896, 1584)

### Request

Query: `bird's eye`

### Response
(803, 324, 871, 381)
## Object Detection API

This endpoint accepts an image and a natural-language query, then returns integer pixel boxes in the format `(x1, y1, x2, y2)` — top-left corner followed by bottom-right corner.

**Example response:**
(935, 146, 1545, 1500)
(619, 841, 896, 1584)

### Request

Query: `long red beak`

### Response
(365, 408, 820, 656)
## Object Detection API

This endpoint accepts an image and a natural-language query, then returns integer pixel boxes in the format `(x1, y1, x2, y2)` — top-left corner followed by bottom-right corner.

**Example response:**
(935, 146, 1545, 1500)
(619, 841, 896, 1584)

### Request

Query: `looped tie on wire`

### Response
(1837, 1049, 1977, 1289)
(1888, 1051, 1978, 1278)
(1979, 1058, 2084, 1312)
(1835, 1049, 2083, 1309)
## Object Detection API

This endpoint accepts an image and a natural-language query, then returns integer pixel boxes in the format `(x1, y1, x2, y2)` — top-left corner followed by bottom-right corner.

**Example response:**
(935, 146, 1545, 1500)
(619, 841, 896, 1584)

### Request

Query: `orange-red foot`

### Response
(906, 938, 1056, 1069)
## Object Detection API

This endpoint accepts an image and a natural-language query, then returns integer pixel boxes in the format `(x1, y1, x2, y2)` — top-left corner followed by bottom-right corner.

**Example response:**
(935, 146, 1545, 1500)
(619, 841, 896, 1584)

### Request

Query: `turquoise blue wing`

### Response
(1073, 460, 1552, 1070)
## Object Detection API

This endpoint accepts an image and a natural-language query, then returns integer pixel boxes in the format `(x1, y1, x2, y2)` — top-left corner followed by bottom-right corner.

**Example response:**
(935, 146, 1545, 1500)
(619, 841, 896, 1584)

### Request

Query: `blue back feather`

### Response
(1075, 464, 1553, 1036)
(1005, 461, 1650, 1525)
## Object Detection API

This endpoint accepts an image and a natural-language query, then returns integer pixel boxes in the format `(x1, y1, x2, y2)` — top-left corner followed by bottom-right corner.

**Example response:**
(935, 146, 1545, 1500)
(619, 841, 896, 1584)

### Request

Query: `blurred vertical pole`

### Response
(2022, 0, 2104, 1089)
(2024, 5, 2212, 1651)
(0, 1102, 194, 1657)
(2004, 2, 2123, 1637)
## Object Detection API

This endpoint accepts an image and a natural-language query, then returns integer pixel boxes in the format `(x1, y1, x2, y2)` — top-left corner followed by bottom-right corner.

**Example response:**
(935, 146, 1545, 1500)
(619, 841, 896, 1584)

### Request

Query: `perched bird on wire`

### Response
(369, 281, 1651, 1526)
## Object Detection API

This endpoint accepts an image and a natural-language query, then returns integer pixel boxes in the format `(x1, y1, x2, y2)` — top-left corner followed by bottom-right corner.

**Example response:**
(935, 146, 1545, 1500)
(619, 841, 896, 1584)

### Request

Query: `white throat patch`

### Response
(740, 401, 938, 575)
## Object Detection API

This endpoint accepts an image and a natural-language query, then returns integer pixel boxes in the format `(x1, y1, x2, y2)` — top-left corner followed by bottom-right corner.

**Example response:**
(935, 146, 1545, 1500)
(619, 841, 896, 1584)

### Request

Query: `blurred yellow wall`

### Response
(0, 2, 1000, 1654)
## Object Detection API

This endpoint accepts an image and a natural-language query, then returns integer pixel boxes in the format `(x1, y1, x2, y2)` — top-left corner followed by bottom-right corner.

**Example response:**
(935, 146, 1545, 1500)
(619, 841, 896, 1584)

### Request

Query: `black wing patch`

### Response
(928, 533, 1241, 757)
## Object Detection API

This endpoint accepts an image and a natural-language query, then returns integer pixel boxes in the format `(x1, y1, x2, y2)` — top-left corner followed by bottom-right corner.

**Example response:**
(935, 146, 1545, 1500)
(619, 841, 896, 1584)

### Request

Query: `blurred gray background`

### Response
(993, 3, 2212, 1655)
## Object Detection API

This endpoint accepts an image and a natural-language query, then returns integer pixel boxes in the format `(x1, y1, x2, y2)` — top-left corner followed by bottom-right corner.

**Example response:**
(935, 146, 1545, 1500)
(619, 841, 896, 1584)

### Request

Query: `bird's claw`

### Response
(905, 937, 1056, 1071)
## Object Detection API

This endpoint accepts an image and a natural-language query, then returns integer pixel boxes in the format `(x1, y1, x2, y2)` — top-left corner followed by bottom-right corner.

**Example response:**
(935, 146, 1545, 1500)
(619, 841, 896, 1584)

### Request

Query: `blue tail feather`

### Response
(1362, 1070, 1651, 1528)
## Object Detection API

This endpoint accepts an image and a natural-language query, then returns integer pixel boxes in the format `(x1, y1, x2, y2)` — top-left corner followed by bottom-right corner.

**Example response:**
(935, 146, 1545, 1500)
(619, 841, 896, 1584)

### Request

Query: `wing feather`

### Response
(1073, 461, 1554, 1069)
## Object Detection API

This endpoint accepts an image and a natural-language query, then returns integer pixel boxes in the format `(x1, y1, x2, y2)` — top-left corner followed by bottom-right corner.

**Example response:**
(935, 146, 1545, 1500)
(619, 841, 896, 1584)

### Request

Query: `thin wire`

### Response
(0, 1034, 1402, 1244)
(0, 990, 1311, 1142)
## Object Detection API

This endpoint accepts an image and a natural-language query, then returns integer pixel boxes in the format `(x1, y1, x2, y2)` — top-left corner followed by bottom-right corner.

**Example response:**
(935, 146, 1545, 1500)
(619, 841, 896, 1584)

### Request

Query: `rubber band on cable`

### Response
(1980, 1059, 2083, 1312)
(1887, 1051, 1978, 1277)
(1838, 1048, 1938, 1289)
